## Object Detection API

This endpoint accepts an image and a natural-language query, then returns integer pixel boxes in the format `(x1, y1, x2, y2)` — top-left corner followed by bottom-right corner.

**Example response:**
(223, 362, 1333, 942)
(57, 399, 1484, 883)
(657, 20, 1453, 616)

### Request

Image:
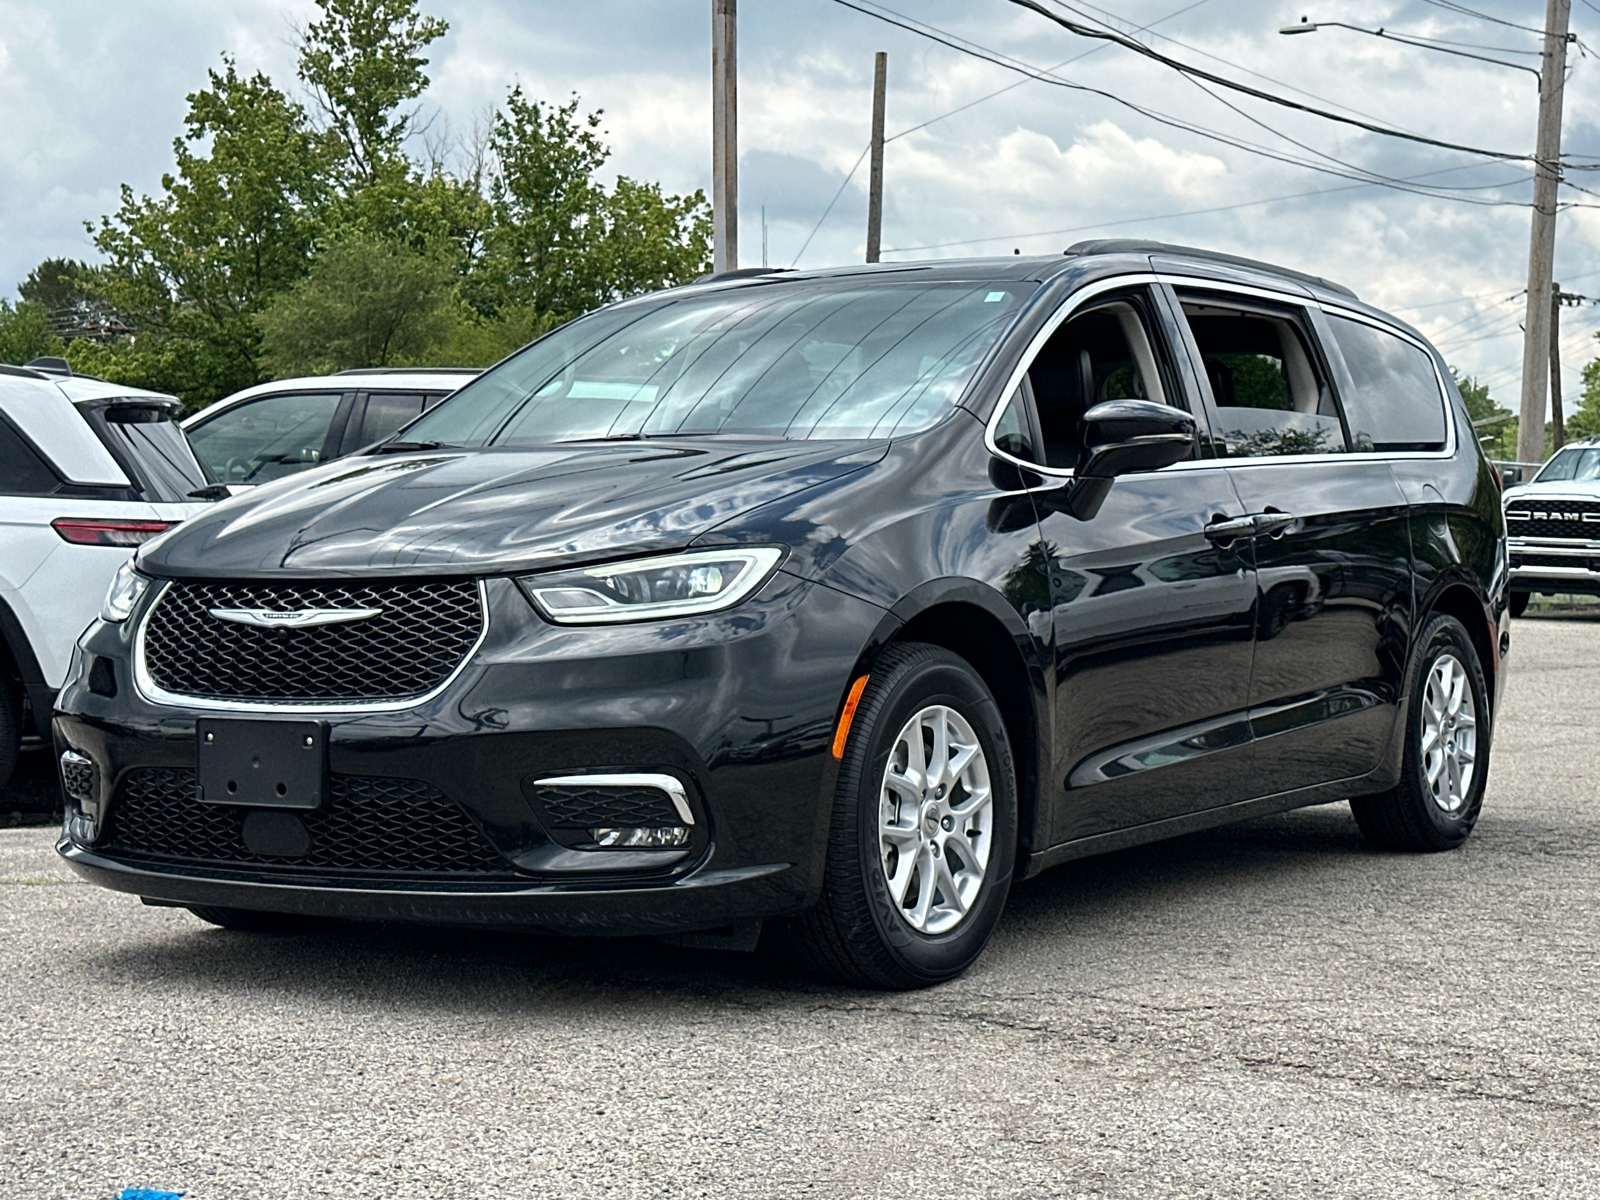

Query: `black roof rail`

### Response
(331, 366, 482, 376)
(24, 355, 72, 375)
(0, 364, 49, 380)
(692, 267, 794, 284)
(1065, 239, 1358, 299)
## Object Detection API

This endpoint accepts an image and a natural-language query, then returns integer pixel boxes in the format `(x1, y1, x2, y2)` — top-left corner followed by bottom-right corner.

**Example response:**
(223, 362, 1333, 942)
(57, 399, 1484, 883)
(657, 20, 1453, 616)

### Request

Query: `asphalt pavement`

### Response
(4, 611, 1598, 1199)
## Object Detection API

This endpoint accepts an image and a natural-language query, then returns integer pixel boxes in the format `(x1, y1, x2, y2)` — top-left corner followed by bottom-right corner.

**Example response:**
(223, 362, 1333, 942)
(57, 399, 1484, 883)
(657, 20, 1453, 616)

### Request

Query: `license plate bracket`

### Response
(196, 718, 325, 809)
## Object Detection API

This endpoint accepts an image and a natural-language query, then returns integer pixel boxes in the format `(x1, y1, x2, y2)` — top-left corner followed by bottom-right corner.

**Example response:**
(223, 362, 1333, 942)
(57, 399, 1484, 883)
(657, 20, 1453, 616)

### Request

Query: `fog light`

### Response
(59, 749, 97, 807)
(65, 812, 98, 844)
(591, 826, 692, 848)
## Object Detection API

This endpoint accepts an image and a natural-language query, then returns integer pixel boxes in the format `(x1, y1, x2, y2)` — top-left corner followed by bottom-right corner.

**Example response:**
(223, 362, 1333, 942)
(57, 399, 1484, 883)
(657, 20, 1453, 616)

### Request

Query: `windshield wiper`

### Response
(370, 440, 453, 454)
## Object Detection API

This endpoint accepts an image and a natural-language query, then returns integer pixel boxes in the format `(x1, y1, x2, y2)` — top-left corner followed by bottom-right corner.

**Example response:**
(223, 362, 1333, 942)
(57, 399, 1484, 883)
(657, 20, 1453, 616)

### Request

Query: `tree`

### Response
(19, 259, 96, 313)
(1571, 355, 1600, 441)
(0, 301, 64, 366)
(1452, 367, 1517, 459)
(90, 59, 332, 405)
(478, 89, 711, 321)
(253, 231, 464, 375)
(297, 0, 448, 186)
(53, 0, 710, 401)
(18, 259, 131, 344)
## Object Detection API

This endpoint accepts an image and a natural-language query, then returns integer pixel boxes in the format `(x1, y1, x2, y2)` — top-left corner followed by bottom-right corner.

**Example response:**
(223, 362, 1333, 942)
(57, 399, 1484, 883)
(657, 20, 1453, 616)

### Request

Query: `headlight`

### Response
(101, 560, 151, 623)
(519, 548, 785, 624)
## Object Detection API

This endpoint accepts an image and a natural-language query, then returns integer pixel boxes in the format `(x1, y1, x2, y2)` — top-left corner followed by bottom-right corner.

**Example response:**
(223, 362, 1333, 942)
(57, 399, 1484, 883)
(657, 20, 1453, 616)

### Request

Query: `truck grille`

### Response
(103, 768, 512, 877)
(1513, 552, 1595, 570)
(1505, 499, 1600, 542)
(141, 578, 483, 704)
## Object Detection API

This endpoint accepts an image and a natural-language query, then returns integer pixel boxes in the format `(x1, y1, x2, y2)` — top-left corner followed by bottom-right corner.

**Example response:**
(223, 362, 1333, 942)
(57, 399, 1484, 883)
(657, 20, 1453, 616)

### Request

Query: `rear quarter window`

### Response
(0, 415, 62, 496)
(1326, 314, 1447, 452)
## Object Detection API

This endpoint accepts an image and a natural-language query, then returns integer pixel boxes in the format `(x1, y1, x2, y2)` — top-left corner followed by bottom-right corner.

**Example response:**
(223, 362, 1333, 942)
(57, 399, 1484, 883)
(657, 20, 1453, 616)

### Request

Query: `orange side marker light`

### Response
(832, 675, 870, 759)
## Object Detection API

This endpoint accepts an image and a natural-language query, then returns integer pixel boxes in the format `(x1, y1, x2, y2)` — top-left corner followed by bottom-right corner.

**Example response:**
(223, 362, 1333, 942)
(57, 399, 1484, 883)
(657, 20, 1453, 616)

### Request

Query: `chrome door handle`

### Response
(1253, 512, 1298, 539)
(1204, 515, 1257, 545)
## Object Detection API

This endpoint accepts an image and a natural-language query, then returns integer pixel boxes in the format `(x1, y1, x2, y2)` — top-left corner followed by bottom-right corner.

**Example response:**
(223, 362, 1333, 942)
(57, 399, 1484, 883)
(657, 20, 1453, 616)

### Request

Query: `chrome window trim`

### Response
(131, 578, 491, 714)
(982, 272, 1458, 491)
(533, 773, 695, 825)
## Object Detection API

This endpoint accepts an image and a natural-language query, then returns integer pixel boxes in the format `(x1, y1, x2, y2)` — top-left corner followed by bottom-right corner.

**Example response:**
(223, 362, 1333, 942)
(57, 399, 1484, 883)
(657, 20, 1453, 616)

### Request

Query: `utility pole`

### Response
(1551, 281, 1566, 449)
(865, 51, 888, 263)
(712, 0, 738, 274)
(1517, 0, 1572, 467)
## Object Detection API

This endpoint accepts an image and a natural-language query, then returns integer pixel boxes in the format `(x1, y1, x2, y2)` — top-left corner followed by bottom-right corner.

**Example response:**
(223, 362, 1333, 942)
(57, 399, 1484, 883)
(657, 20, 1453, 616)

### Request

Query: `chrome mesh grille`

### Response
(142, 578, 482, 704)
(533, 784, 682, 829)
(1505, 500, 1600, 542)
(103, 768, 512, 876)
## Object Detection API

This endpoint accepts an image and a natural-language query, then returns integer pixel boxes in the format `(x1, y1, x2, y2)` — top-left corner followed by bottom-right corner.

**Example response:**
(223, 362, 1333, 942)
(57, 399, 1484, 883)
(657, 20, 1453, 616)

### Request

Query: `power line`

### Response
(831, 1, 1536, 204)
(1065, 0, 1438, 137)
(887, 0, 1212, 142)
(790, 143, 870, 268)
(1002, 0, 1535, 162)
(1420, 0, 1550, 37)
(793, 0, 1215, 265)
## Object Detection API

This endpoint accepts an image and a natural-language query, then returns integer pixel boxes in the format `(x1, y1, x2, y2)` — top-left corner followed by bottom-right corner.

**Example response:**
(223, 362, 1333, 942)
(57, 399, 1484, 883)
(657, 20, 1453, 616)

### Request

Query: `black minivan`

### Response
(55, 242, 1509, 988)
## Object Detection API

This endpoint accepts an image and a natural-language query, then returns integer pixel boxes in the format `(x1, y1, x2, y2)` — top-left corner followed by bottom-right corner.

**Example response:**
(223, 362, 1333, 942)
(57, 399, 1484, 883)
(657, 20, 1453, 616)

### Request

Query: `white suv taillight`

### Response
(51, 518, 174, 547)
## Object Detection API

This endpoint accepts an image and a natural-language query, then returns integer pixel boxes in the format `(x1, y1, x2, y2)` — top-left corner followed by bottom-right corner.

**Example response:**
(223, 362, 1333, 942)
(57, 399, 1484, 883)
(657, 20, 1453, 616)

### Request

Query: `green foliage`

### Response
(18, 259, 97, 312)
(90, 58, 332, 405)
(1216, 353, 1291, 410)
(298, 0, 448, 184)
(254, 231, 464, 375)
(1451, 367, 1517, 459)
(0, 301, 64, 366)
(22, 0, 709, 407)
(479, 89, 711, 321)
(1571, 356, 1600, 441)
(422, 305, 565, 370)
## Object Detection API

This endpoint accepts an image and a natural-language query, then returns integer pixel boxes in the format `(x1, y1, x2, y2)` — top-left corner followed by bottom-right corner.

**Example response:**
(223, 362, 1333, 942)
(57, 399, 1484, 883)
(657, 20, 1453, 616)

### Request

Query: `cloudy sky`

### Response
(3, 0, 1599, 407)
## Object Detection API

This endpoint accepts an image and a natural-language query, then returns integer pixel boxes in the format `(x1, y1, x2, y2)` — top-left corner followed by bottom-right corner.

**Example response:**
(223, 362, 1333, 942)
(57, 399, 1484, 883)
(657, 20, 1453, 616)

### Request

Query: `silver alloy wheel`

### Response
(1420, 652, 1477, 814)
(878, 704, 994, 935)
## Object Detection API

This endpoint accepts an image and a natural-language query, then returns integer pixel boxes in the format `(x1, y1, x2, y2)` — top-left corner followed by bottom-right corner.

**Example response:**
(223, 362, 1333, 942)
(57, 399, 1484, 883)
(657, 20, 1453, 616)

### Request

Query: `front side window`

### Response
(405, 280, 1036, 447)
(187, 392, 343, 483)
(1180, 298, 1346, 458)
(1022, 296, 1178, 470)
(1326, 314, 1447, 452)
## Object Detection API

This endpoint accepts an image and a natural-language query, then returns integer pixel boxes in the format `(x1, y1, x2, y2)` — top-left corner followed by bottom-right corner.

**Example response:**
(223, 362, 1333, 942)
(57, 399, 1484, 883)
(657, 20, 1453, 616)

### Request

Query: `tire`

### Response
(1350, 613, 1489, 852)
(0, 674, 19, 794)
(187, 906, 329, 934)
(786, 642, 1018, 989)
(1508, 591, 1530, 618)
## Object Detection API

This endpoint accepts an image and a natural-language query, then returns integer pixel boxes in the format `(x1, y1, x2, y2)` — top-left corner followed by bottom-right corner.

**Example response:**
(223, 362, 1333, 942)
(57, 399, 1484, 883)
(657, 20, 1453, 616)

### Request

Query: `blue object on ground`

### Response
(116, 1190, 186, 1200)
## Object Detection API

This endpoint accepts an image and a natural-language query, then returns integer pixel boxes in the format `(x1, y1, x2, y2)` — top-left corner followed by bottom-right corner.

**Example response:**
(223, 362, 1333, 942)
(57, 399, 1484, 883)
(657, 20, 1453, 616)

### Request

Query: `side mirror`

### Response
(1045, 400, 1196, 521)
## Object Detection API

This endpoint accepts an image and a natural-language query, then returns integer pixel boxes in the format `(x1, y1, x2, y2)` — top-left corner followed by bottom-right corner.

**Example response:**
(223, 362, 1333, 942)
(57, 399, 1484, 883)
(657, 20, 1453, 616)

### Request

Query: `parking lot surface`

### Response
(4, 612, 1598, 1199)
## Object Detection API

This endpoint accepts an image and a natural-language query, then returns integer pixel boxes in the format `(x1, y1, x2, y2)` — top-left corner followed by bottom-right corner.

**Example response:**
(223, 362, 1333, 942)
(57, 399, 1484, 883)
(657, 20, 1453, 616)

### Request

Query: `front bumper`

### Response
(53, 572, 885, 936)
(1507, 540, 1600, 596)
(57, 840, 798, 936)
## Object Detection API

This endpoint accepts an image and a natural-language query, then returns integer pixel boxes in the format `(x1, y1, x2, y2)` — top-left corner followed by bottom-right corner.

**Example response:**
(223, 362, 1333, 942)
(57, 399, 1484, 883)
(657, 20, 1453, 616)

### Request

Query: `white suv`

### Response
(0, 359, 207, 788)
(182, 368, 477, 485)
(1503, 437, 1600, 615)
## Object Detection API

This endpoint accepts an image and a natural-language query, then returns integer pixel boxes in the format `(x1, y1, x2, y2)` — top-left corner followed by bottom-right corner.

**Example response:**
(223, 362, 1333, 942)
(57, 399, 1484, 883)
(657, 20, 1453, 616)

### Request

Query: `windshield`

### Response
(404, 279, 1035, 446)
(1533, 446, 1600, 483)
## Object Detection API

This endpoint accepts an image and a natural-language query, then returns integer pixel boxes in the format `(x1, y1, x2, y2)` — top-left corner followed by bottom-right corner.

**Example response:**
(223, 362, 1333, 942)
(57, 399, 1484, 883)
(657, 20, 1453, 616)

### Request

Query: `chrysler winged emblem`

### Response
(207, 607, 383, 629)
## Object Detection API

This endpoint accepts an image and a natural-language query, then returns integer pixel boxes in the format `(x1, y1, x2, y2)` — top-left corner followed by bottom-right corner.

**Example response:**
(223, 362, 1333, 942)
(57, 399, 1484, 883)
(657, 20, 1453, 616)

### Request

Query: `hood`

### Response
(139, 438, 887, 579)
(1503, 480, 1600, 506)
